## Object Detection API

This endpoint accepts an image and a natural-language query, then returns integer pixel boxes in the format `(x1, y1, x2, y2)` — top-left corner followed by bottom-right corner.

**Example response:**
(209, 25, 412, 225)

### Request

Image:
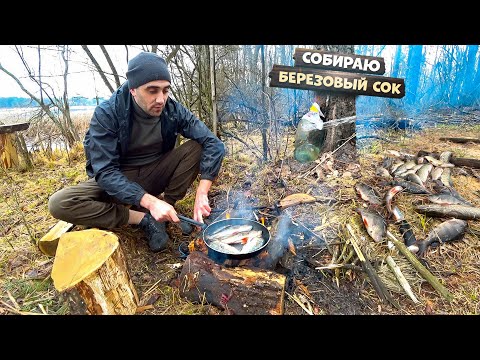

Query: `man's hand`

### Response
(193, 179, 212, 223)
(140, 193, 179, 223)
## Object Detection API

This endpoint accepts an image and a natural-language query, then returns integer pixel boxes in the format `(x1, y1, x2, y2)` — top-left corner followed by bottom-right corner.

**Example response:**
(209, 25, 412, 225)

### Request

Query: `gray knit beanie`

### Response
(126, 52, 171, 89)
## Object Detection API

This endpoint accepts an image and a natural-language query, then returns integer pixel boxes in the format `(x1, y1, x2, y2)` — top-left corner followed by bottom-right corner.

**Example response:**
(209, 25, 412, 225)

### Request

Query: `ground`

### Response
(1, 113, 480, 315)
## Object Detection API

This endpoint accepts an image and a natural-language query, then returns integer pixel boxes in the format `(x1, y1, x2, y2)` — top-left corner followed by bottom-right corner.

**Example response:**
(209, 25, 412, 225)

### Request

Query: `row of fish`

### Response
(354, 149, 475, 257)
(206, 224, 265, 255)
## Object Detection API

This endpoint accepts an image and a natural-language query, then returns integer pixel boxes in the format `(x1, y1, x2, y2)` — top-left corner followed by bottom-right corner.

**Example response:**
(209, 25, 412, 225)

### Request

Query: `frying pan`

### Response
(177, 215, 270, 261)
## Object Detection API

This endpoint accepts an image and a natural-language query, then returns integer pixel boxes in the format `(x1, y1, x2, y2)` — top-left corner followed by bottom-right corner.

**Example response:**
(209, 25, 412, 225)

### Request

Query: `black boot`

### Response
(138, 213, 169, 252)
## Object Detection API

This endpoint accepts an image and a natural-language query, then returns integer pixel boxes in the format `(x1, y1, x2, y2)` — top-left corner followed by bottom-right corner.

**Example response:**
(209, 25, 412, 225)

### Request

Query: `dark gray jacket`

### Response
(84, 82, 225, 206)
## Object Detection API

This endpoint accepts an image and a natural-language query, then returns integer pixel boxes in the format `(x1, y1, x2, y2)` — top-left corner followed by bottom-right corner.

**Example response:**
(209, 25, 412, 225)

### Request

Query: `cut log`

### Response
(0, 122, 30, 134)
(51, 229, 139, 315)
(439, 137, 480, 144)
(179, 251, 286, 315)
(0, 134, 19, 169)
(38, 220, 74, 257)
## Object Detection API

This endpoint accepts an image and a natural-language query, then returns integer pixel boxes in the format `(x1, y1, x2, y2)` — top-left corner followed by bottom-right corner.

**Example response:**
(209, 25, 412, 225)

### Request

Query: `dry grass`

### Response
(1, 116, 480, 315)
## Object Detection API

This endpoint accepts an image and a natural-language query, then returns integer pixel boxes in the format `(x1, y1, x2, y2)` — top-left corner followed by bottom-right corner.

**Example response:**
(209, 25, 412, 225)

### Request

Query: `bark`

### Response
(179, 251, 285, 315)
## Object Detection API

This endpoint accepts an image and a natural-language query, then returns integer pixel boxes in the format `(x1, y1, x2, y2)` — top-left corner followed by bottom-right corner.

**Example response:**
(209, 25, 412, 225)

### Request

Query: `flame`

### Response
(260, 217, 265, 226)
(226, 213, 230, 219)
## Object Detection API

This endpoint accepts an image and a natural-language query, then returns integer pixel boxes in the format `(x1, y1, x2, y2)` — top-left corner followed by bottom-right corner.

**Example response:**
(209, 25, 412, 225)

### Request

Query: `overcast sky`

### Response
(0, 45, 145, 99)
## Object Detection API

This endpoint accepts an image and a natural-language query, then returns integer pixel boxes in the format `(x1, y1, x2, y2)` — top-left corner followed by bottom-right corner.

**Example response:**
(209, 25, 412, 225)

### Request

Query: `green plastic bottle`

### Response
(294, 102, 324, 163)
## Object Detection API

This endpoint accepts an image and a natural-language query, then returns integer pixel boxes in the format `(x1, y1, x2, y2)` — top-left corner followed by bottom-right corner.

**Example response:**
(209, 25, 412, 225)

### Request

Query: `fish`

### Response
(441, 167, 453, 187)
(208, 240, 241, 254)
(432, 180, 474, 206)
(393, 160, 417, 175)
(390, 205, 417, 246)
(376, 166, 392, 179)
(439, 151, 452, 163)
(385, 185, 404, 213)
(397, 219, 417, 247)
(240, 236, 265, 254)
(392, 178, 431, 194)
(406, 173, 424, 186)
(414, 204, 480, 220)
(356, 208, 387, 242)
(218, 230, 263, 244)
(355, 182, 383, 205)
(424, 155, 455, 168)
(416, 163, 433, 183)
(391, 205, 404, 222)
(207, 225, 254, 240)
(390, 160, 405, 174)
(427, 194, 472, 206)
(412, 219, 468, 256)
(430, 167, 443, 181)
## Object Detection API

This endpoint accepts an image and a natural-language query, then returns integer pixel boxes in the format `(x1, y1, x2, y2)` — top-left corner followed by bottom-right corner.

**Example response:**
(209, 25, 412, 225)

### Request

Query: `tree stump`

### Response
(179, 251, 286, 315)
(51, 229, 139, 315)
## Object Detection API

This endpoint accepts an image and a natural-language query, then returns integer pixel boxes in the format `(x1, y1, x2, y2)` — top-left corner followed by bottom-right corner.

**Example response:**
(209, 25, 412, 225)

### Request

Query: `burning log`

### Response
(51, 229, 139, 315)
(179, 251, 286, 315)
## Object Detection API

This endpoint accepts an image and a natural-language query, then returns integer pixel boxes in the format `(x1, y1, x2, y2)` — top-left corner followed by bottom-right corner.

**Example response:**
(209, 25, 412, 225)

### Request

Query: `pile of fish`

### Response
(354, 149, 477, 257)
(205, 224, 265, 255)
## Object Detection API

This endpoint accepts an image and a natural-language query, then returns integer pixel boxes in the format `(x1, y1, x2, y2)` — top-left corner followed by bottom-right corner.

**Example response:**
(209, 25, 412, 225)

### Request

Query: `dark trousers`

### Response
(48, 140, 202, 229)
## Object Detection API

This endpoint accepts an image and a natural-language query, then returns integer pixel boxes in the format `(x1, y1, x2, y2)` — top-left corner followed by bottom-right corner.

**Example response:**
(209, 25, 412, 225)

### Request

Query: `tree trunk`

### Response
(209, 45, 218, 137)
(314, 45, 357, 153)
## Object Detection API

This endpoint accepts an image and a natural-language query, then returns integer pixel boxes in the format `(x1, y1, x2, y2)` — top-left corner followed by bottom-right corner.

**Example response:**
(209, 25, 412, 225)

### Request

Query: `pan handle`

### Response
(177, 214, 208, 230)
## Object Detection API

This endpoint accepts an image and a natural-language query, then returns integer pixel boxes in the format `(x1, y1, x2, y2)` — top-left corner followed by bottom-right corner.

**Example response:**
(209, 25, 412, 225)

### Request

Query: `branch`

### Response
(100, 45, 121, 88)
(81, 45, 115, 93)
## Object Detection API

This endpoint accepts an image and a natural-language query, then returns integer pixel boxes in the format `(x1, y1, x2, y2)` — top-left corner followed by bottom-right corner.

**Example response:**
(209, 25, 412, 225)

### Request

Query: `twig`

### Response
(385, 255, 420, 304)
(347, 224, 400, 309)
(285, 291, 314, 315)
(386, 231, 454, 302)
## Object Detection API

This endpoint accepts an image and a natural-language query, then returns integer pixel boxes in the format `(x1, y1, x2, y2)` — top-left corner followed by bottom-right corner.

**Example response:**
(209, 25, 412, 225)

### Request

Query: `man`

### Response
(48, 52, 225, 252)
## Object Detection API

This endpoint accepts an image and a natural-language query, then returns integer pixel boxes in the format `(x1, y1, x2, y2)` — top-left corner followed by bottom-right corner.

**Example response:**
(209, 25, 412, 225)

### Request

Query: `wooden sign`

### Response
(293, 48, 385, 75)
(269, 65, 405, 99)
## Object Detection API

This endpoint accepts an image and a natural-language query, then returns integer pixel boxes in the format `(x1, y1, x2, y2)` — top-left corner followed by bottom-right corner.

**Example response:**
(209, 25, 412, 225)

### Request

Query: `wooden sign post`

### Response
(269, 48, 405, 99)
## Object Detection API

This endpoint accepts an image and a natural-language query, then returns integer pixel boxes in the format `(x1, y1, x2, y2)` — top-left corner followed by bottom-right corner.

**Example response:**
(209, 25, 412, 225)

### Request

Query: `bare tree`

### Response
(81, 45, 115, 94)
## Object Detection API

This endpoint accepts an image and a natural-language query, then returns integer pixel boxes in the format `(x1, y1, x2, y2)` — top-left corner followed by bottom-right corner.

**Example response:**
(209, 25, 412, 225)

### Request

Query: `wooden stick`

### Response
(386, 231, 454, 302)
(438, 137, 480, 144)
(347, 224, 400, 309)
(385, 255, 419, 304)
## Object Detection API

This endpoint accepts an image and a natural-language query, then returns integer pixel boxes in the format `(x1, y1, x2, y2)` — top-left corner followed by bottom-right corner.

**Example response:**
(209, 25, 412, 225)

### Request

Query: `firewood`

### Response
(438, 137, 480, 144)
(37, 220, 74, 257)
(51, 229, 139, 315)
(178, 251, 286, 315)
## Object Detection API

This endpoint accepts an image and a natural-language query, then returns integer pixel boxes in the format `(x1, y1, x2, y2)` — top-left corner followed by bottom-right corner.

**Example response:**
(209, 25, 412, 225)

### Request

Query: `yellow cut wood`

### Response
(38, 220, 74, 257)
(279, 193, 316, 209)
(51, 229, 138, 314)
(52, 229, 120, 292)
(0, 134, 19, 169)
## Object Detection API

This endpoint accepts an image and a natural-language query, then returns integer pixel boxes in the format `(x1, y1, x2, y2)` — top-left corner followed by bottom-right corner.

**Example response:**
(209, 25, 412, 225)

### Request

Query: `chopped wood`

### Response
(37, 220, 75, 257)
(179, 251, 286, 315)
(386, 231, 454, 302)
(385, 255, 419, 304)
(438, 137, 480, 144)
(51, 229, 138, 315)
(0, 134, 19, 169)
